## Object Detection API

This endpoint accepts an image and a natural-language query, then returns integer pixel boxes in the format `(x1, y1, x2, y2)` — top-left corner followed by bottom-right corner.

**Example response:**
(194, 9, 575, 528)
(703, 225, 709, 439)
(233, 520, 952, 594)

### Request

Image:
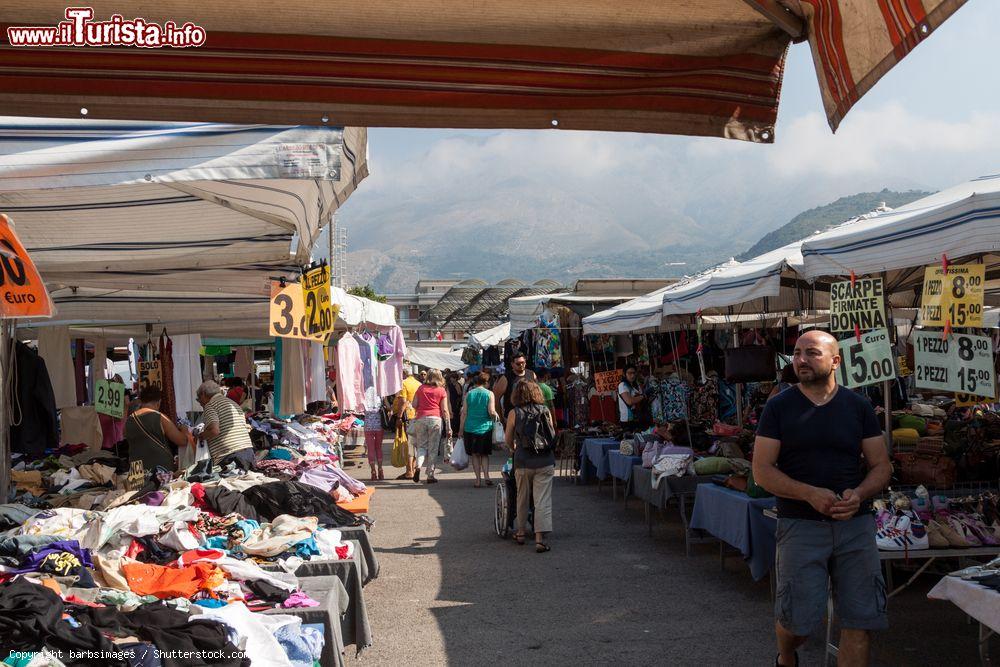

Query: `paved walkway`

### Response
(350, 450, 986, 666)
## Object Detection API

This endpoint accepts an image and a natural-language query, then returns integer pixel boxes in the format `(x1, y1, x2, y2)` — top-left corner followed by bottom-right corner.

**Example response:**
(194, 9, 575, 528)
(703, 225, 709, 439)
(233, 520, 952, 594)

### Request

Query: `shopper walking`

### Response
(492, 351, 536, 418)
(408, 369, 452, 484)
(504, 380, 556, 553)
(125, 385, 192, 473)
(196, 380, 256, 470)
(394, 367, 422, 480)
(752, 330, 892, 667)
(460, 371, 499, 487)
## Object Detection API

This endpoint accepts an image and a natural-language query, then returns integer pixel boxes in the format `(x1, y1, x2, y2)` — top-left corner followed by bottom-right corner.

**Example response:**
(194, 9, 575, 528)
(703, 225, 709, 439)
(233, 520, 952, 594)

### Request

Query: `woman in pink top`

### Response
(408, 369, 452, 484)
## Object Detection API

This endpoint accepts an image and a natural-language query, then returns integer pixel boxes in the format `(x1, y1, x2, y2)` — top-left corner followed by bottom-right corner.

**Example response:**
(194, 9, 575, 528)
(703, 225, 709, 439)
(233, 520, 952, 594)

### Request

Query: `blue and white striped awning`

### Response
(799, 174, 1000, 280)
(580, 284, 677, 335)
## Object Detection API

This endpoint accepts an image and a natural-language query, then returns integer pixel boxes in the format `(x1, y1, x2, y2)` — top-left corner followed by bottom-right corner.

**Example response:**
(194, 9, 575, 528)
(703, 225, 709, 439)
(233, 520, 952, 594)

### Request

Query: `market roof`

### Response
(0, 1, 967, 140)
(423, 279, 564, 330)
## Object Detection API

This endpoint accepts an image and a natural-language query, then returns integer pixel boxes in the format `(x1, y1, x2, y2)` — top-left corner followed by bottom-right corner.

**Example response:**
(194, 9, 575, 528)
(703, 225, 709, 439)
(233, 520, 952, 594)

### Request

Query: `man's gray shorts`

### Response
(775, 513, 888, 636)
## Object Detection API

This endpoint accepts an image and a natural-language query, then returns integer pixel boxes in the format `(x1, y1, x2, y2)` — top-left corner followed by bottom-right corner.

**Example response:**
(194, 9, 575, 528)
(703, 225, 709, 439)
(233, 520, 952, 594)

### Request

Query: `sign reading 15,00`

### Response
(837, 328, 896, 389)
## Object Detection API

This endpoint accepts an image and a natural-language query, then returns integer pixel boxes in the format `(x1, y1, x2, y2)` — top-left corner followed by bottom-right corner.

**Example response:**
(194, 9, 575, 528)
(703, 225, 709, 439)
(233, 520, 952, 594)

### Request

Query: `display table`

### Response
(606, 450, 642, 500)
(339, 526, 379, 584)
(631, 466, 715, 556)
(263, 577, 350, 667)
(929, 575, 1000, 663)
(263, 548, 372, 653)
(689, 483, 776, 580)
(577, 438, 618, 484)
(337, 487, 375, 514)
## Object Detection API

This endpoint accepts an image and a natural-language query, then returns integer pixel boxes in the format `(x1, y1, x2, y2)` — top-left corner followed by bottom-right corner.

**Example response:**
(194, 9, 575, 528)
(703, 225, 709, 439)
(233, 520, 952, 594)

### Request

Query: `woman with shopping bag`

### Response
(460, 371, 499, 487)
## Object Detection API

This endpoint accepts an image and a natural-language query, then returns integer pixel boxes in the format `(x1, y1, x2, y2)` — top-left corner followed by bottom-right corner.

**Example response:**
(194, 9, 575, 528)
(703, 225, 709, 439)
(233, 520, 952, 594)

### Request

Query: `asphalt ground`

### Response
(348, 441, 992, 666)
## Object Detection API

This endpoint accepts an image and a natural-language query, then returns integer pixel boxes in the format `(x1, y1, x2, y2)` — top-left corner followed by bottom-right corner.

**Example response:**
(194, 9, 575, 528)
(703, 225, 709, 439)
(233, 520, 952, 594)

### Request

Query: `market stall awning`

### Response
(17, 283, 396, 343)
(467, 322, 511, 349)
(0, 1, 967, 140)
(508, 292, 639, 336)
(799, 173, 1000, 281)
(0, 118, 367, 272)
(581, 284, 680, 335)
(405, 346, 467, 371)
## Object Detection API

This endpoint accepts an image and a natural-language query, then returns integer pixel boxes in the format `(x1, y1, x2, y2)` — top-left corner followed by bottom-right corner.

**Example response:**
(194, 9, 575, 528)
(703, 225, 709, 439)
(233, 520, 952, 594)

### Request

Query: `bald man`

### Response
(753, 329, 892, 667)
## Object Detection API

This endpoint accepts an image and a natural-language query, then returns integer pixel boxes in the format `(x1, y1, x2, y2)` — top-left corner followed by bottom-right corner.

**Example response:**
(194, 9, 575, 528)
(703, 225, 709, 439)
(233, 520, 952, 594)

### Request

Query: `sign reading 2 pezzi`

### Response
(913, 330, 995, 397)
(919, 264, 985, 327)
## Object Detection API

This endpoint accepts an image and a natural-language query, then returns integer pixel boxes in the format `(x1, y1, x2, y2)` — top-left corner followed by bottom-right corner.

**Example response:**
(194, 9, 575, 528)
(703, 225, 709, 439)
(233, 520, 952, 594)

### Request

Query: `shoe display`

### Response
(946, 514, 981, 547)
(876, 512, 929, 551)
(924, 519, 950, 548)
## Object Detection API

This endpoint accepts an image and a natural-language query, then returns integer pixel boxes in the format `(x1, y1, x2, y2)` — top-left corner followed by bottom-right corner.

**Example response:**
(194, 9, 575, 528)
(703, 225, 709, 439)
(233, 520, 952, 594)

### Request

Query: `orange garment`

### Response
(122, 561, 224, 599)
(336, 487, 375, 514)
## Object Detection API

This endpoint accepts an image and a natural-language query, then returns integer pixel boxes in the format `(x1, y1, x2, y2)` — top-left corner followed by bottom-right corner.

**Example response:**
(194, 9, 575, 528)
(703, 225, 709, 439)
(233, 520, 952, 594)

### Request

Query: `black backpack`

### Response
(518, 407, 555, 453)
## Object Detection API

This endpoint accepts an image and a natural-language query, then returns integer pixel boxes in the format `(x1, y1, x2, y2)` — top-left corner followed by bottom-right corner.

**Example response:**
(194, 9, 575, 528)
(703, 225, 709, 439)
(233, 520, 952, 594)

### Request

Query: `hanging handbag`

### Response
(893, 436, 957, 488)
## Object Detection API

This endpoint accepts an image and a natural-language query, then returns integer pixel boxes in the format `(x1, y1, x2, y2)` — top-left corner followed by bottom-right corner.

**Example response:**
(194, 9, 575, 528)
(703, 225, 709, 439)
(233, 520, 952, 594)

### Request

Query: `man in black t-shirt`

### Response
(753, 330, 891, 667)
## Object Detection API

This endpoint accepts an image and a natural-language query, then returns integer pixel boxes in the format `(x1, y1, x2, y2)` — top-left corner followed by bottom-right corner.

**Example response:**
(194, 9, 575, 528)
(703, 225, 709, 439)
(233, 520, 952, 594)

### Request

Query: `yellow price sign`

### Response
(301, 264, 337, 338)
(919, 264, 985, 327)
(138, 360, 161, 391)
(269, 280, 338, 342)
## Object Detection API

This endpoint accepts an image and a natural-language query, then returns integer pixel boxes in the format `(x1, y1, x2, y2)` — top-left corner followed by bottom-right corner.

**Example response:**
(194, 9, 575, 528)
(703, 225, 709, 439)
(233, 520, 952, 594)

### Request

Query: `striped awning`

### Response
(0, 1, 967, 140)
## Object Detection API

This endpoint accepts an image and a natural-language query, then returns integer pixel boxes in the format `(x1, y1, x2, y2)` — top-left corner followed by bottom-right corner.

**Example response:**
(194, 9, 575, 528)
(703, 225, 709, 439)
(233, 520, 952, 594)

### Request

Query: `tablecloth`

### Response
(578, 438, 618, 483)
(928, 575, 1000, 634)
(607, 451, 642, 483)
(339, 526, 379, 584)
(263, 578, 350, 667)
(263, 548, 372, 654)
(630, 466, 713, 509)
(690, 483, 777, 581)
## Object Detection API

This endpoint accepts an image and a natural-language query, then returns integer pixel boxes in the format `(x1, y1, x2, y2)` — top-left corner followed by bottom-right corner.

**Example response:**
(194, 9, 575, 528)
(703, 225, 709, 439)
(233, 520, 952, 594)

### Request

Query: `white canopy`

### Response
(581, 283, 681, 335)
(468, 322, 511, 349)
(0, 117, 367, 275)
(799, 174, 1000, 281)
(509, 293, 640, 336)
(406, 346, 467, 371)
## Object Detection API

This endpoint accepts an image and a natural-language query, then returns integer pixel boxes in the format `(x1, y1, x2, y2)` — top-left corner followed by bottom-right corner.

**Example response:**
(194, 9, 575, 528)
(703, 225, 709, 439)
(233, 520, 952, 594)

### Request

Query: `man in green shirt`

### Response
(537, 368, 555, 414)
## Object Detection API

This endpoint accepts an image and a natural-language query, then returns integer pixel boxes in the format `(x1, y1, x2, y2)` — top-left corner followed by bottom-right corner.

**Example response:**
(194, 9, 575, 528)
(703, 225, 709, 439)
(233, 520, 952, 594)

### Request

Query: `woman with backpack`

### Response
(504, 380, 556, 553)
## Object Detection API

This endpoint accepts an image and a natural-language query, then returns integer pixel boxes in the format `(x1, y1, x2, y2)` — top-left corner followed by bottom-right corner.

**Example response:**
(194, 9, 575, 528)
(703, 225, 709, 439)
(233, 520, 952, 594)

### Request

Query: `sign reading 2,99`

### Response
(913, 330, 995, 397)
(94, 379, 126, 419)
(837, 328, 896, 389)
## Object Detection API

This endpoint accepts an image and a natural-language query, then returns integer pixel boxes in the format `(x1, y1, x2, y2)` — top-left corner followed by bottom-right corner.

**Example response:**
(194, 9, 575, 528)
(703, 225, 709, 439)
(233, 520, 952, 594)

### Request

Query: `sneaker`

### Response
(876, 513, 929, 551)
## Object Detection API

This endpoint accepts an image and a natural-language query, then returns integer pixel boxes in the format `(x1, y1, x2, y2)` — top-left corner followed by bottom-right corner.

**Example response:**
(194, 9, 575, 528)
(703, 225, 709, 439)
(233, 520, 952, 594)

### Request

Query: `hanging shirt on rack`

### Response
(377, 325, 407, 397)
(690, 375, 720, 425)
(335, 333, 365, 413)
(535, 311, 562, 368)
(354, 332, 382, 410)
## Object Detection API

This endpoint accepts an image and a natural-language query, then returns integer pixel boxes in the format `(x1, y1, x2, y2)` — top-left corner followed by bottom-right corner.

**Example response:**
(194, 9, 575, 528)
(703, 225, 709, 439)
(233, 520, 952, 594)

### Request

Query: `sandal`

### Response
(473, 481, 481, 488)
(484, 479, 494, 486)
(536, 542, 551, 553)
(514, 533, 525, 545)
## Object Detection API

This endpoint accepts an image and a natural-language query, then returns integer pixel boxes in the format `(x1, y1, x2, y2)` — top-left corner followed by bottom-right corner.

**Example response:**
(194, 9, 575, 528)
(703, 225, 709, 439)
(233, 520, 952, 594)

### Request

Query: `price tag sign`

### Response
(0, 214, 53, 318)
(896, 355, 912, 378)
(837, 328, 896, 389)
(301, 265, 337, 338)
(124, 460, 146, 491)
(94, 379, 126, 419)
(913, 330, 995, 397)
(955, 390, 996, 407)
(919, 264, 985, 327)
(593, 370, 620, 393)
(138, 360, 161, 391)
(269, 281, 337, 343)
(829, 278, 886, 333)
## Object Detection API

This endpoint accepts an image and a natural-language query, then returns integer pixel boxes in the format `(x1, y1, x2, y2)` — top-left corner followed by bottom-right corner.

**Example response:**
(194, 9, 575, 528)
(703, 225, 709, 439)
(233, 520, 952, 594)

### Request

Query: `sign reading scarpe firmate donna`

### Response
(0, 214, 53, 318)
(829, 278, 886, 333)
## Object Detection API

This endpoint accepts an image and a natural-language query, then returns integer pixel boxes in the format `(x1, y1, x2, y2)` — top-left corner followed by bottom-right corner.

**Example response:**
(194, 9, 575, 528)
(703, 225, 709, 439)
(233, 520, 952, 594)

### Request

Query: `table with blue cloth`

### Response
(577, 438, 619, 485)
(606, 450, 643, 500)
(689, 483, 777, 581)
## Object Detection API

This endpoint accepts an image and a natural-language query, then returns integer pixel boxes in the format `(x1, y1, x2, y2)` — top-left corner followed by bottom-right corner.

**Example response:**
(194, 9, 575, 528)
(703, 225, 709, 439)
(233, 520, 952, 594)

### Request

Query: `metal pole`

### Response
(881, 271, 894, 454)
(0, 318, 11, 500)
(733, 325, 744, 428)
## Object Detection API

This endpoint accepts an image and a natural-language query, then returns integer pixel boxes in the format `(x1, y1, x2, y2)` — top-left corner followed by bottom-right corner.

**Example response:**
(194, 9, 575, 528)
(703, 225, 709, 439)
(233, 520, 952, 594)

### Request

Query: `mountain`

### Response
(337, 146, 936, 292)
(737, 189, 933, 260)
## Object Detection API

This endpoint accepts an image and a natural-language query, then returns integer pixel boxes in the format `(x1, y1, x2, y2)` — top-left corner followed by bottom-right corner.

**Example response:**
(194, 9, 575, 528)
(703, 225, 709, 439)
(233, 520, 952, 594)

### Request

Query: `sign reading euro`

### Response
(829, 278, 886, 333)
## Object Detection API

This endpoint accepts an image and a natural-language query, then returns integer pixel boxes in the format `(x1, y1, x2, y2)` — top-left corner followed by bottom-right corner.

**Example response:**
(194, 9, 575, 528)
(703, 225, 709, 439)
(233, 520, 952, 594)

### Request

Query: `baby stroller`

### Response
(495, 458, 533, 538)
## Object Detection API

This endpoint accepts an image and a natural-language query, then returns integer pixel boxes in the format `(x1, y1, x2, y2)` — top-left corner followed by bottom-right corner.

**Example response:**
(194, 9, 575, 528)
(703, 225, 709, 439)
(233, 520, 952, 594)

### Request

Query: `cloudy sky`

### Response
(335, 2, 1000, 284)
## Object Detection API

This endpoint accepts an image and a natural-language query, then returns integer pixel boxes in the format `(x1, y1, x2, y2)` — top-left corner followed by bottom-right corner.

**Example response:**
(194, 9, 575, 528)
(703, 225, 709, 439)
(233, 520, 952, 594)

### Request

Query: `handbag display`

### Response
(724, 346, 775, 383)
(894, 437, 957, 488)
